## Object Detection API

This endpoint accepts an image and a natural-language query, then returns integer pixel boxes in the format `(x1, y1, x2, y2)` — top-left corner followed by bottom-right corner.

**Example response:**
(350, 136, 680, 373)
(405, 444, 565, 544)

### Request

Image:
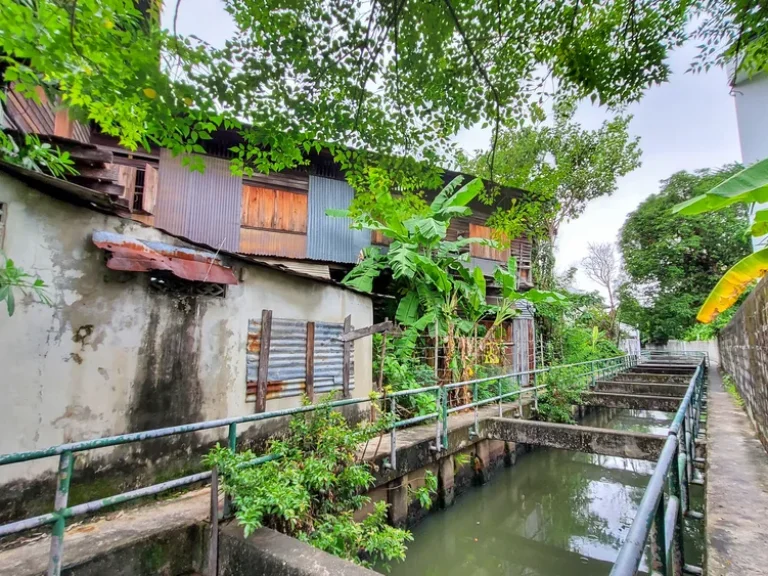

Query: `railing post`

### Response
(650, 495, 667, 575)
(498, 378, 503, 418)
(441, 385, 449, 450)
(208, 466, 219, 576)
(517, 374, 523, 417)
(677, 430, 689, 514)
(48, 451, 74, 576)
(435, 388, 443, 451)
(472, 381, 479, 437)
(390, 397, 397, 470)
(668, 443, 686, 575)
(223, 423, 237, 518)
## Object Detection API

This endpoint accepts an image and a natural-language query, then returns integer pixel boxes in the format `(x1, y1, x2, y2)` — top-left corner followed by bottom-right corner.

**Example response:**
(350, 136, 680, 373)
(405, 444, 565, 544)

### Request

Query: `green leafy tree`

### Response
(619, 165, 751, 343)
(461, 104, 641, 289)
(2, 0, 764, 182)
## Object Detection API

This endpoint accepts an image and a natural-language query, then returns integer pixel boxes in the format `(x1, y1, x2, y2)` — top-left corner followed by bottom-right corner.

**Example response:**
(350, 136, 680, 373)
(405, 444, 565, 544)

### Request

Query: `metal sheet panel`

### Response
(239, 228, 307, 259)
(246, 317, 355, 400)
(307, 176, 371, 263)
(512, 317, 533, 386)
(155, 150, 241, 253)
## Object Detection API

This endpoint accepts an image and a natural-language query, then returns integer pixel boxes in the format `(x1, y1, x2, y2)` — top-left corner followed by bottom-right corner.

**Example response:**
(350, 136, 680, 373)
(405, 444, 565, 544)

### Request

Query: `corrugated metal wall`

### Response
(307, 176, 371, 263)
(246, 317, 355, 400)
(512, 316, 535, 386)
(155, 149, 241, 252)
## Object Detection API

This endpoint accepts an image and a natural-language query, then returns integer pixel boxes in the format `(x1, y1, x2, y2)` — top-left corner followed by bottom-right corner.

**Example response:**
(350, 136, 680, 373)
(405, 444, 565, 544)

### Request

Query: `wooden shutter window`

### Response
(116, 165, 137, 209)
(241, 185, 307, 233)
(468, 223, 510, 262)
(142, 164, 159, 214)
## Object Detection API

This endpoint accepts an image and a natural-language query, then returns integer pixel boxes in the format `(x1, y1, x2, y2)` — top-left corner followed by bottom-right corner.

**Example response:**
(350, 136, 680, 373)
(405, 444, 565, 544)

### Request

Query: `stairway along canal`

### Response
(379, 407, 704, 576)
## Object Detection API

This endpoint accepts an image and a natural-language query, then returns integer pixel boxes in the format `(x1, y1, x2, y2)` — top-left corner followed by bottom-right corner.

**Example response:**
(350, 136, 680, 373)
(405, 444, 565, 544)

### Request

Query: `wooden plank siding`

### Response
(5, 87, 89, 143)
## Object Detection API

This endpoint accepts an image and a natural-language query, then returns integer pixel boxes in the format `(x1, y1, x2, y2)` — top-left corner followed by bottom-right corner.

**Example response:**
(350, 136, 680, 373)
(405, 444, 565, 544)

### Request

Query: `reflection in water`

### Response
(380, 409, 703, 576)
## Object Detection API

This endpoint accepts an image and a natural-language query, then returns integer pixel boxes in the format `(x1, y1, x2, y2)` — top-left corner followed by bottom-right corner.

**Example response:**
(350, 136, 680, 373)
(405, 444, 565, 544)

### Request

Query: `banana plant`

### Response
(673, 158, 768, 322)
(329, 175, 565, 341)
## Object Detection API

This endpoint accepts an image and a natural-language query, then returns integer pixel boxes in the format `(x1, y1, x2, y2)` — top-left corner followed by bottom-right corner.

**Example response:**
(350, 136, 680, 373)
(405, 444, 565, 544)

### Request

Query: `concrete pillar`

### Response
(504, 441, 517, 466)
(438, 455, 455, 508)
(388, 474, 409, 528)
(474, 440, 490, 484)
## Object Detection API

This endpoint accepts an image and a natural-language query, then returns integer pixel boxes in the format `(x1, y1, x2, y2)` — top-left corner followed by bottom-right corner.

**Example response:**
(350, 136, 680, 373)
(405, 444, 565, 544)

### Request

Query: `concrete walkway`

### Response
(707, 368, 768, 576)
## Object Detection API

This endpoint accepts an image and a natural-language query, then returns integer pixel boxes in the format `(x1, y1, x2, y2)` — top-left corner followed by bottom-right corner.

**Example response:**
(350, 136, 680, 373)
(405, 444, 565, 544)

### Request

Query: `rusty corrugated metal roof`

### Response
(92, 231, 238, 285)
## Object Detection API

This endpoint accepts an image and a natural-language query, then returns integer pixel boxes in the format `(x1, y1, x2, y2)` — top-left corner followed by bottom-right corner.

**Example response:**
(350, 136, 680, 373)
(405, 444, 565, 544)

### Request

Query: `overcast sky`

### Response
(168, 3, 743, 297)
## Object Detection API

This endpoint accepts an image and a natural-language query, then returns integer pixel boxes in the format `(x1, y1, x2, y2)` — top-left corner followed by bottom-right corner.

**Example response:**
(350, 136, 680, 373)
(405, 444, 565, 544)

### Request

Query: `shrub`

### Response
(205, 396, 418, 569)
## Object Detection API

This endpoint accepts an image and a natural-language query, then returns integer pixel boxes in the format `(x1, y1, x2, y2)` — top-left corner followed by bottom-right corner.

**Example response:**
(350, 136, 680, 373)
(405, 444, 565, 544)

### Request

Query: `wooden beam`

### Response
(306, 321, 315, 402)
(255, 309, 272, 413)
(339, 320, 394, 342)
(342, 315, 351, 398)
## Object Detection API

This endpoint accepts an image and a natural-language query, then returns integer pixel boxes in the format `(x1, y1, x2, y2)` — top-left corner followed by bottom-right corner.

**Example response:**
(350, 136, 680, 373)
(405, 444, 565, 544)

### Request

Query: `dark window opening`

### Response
(132, 168, 146, 211)
(148, 272, 227, 298)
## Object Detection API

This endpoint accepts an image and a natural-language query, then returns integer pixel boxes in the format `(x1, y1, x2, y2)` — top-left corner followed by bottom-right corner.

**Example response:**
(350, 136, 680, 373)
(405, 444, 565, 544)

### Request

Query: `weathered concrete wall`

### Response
(0, 174, 372, 513)
(719, 274, 768, 453)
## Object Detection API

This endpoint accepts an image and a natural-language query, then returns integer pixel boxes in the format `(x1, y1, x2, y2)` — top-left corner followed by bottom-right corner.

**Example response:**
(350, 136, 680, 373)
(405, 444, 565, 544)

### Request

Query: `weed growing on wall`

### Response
(722, 373, 745, 408)
(205, 396, 433, 569)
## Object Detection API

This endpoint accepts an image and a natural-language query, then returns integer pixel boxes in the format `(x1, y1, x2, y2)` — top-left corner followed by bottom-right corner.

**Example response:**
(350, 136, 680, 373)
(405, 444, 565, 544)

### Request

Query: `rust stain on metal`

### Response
(92, 231, 238, 285)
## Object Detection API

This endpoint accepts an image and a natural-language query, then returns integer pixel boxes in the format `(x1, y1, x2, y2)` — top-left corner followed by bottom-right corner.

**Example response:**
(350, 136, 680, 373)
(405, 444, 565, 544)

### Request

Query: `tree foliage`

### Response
(460, 104, 641, 288)
(1, 0, 763, 182)
(619, 165, 751, 343)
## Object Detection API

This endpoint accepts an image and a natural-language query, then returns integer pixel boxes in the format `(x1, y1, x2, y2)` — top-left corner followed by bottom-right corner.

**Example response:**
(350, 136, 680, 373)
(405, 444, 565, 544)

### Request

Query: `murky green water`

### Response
(382, 409, 703, 576)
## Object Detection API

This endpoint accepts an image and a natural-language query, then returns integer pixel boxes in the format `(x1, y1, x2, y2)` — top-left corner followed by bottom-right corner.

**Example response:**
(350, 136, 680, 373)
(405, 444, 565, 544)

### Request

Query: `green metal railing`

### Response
(0, 353, 637, 576)
(609, 351, 707, 576)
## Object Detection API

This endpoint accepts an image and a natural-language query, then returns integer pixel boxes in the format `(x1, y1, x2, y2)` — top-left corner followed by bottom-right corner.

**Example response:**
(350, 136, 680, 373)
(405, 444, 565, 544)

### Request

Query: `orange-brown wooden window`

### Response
(241, 185, 308, 233)
(468, 224, 510, 261)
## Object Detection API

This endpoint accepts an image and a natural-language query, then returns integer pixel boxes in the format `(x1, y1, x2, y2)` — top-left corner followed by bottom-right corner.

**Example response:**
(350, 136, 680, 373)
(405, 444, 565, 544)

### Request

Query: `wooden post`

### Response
(373, 325, 388, 422)
(342, 314, 352, 398)
(255, 309, 272, 413)
(306, 321, 315, 402)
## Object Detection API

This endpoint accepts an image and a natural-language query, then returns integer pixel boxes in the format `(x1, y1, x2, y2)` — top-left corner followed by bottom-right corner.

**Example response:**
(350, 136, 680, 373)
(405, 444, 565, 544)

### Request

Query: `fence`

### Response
(610, 352, 707, 576)
(646, 339, 720, 365)
(0, 354, 636, 576)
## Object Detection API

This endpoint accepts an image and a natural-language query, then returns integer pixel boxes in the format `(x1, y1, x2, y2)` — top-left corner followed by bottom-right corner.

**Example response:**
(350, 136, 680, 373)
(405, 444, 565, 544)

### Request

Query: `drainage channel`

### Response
(380, 408, 704, 576)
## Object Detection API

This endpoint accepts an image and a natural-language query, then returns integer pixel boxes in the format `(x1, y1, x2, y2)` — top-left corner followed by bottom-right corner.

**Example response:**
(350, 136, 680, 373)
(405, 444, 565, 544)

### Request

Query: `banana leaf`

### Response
(673, 157, 768, 215)
(697, 247, 768, 323)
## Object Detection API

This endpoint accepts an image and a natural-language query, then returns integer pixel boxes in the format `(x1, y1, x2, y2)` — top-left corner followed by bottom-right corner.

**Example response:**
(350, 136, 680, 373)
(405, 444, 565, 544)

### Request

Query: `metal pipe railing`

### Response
(0, 353, 640, 575)
(609, 355, 706, 576)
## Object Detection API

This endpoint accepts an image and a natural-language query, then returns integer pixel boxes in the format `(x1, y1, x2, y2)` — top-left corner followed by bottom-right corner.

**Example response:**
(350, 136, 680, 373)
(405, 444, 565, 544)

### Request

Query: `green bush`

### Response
(205, 396, 418, 569)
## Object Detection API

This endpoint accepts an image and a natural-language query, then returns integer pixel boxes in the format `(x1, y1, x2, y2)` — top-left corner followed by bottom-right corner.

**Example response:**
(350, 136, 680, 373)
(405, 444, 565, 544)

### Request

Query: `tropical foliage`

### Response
(619, 166, 751, 342)
(0, 254, 51, 317)
(205, 396, 434, 569)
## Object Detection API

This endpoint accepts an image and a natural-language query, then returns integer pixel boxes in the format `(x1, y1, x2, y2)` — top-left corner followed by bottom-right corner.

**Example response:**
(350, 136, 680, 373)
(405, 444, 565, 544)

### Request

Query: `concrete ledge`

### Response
(595, 381, 689, 397)
(219, 523, 378, 576)
(485, 418, 666, 461)
(616, 373, 692, 384)
(583, 392, 681, 412)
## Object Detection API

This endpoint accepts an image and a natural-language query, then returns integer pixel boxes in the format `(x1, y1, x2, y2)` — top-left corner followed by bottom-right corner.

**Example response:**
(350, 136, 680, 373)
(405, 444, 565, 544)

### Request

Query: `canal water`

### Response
(382, 409, 703, 576)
